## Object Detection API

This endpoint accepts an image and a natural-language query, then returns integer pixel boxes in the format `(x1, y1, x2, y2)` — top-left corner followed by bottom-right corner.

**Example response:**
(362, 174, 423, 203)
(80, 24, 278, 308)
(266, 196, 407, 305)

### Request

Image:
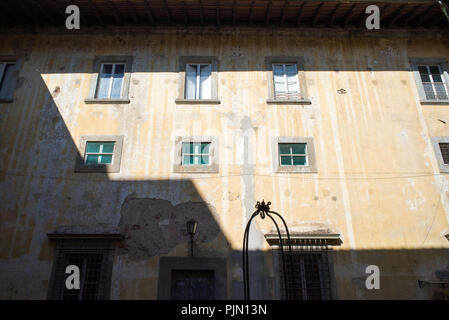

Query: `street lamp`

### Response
(186, 219, 198, 257)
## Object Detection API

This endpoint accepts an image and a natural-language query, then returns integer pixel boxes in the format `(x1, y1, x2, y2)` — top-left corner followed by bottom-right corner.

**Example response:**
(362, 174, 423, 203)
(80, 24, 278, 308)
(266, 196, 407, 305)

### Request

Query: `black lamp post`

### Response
(186, 219, 198, 257)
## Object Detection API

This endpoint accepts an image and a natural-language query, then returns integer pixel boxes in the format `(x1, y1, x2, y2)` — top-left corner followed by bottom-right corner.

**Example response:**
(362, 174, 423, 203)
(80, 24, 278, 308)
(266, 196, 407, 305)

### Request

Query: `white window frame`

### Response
(84, 142, 115, 165)
(418, 64, 449, 100)
(279, 143, 308, 166)
(181, 142, 211, 166)
(272, 63, 300, 95)
(96, 63, 125, 99)
(185, 63, 212, 99)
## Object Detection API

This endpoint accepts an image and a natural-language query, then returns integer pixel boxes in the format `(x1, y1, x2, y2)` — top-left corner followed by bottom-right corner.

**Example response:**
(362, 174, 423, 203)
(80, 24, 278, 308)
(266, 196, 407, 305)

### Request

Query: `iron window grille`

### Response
(278, 244, 332, 300)
(48, 248, 113, 300)
(418, 65, 449, 101)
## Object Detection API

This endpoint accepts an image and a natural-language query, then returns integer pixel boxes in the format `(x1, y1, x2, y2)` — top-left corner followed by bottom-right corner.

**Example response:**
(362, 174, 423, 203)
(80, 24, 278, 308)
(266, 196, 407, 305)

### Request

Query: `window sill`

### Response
(420, 100, 449, 105)
(84, 98, 130, 104)
(0, 98, 14, 103)
(275, 166, 317, 173)
(267, 99, 311, 105)
(175, 99, 221, 105)
(173, 165, 219, 173)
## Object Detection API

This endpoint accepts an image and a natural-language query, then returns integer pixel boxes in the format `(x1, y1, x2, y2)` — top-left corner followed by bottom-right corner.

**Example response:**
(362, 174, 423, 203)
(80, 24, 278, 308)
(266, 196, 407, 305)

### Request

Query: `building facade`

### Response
(0, 0, 449, 300)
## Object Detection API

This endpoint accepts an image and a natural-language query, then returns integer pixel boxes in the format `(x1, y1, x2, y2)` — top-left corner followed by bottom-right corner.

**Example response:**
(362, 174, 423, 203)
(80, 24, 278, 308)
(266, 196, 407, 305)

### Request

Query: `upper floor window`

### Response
(96, 63, 125, 99)
(185, 64, 212, 100)
(430, 137, 449, 173)
(176, 57, 220, 104)
(279, 143, 307, 166)
(0, 60, 18, 102)
(85, 56, 133, 104)
(265, 57, 310, 105)
(182, 142, 210, 165)
(417, 65, 448, 101)
(410, 58, 449, 105)
(273, 64, 300, 100)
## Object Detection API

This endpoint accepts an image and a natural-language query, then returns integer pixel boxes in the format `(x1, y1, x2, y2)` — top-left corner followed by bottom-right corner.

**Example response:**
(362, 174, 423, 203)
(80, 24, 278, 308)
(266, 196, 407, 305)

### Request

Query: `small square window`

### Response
(173, 137, 218, 173)
(279, 143, 307, 166)
(182, 142, 210, 165)
(75, 135, 124, 173)
(185, 64, 212, 100)
(272, 137, 317, 173)
(96, 63, 125, 99)
(84, 142, 115, 165)
(0, 61, 18, 101)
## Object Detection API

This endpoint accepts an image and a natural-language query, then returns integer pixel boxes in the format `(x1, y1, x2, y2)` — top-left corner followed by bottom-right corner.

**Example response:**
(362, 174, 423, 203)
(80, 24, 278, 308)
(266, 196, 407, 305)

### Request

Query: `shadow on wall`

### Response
(0, 63, 277, 300)
(0, 47, 449, 300)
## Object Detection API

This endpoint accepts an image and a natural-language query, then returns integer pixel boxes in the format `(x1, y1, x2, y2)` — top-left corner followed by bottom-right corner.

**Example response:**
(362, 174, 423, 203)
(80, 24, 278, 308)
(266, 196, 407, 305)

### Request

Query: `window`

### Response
(430, 137, 449, 173)
(176, 57, 220, 104)
(417, 65, 448, 101)
(171, 270, 215, 300)
(273, 64, 300, 100)
(410, 58, 449, 104)
(85, 56, 133, 104)
(439, 143, 449, 164)
(185, 64, 212, 100)
(158, 257, 227, 299)
(75, 135, 124, 173)
(48, 249, 114, 300)
(265, 57, 310, 104)
(279, 143, 307, 166)
(0, 60, 18, 101)
(84, 142, 115, 165)
(173, 136, 218, 173)
(281, 251, 332, 300)
(96, 63, 125, 99)
(272, 137, 317, 173)
(182, 142, 210, 165)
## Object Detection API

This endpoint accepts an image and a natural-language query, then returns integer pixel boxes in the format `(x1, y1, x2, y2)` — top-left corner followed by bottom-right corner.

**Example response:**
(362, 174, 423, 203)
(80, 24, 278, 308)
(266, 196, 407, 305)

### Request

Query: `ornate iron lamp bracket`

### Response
(242, 200, 295, 300)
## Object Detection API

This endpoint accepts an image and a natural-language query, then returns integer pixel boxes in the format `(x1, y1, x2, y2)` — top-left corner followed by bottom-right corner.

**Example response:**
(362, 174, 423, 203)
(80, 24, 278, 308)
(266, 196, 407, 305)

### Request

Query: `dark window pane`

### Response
(85, 155, 99, 164)
(291, 143, 306, 154)
(439, 143, 449, 164)
(279, 144, 292, 155)
(86, 142, 101, 153)
(292, 156, 307, 165)
(100, 155, 112, 164)
(280, 156, 292, 165)
(101, 142, 115, 153)
(114, 64, 125, 75)
(418, 66, 430, 82)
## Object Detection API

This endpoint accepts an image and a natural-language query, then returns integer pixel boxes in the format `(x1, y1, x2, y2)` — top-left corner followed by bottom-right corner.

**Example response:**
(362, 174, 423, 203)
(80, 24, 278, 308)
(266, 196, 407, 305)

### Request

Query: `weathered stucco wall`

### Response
(0, 26, 448, 299)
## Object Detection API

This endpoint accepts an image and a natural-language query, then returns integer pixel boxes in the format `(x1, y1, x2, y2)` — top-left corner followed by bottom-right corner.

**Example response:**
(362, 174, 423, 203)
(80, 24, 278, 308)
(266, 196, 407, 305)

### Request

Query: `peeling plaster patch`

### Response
(118, 196, 221, 261)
